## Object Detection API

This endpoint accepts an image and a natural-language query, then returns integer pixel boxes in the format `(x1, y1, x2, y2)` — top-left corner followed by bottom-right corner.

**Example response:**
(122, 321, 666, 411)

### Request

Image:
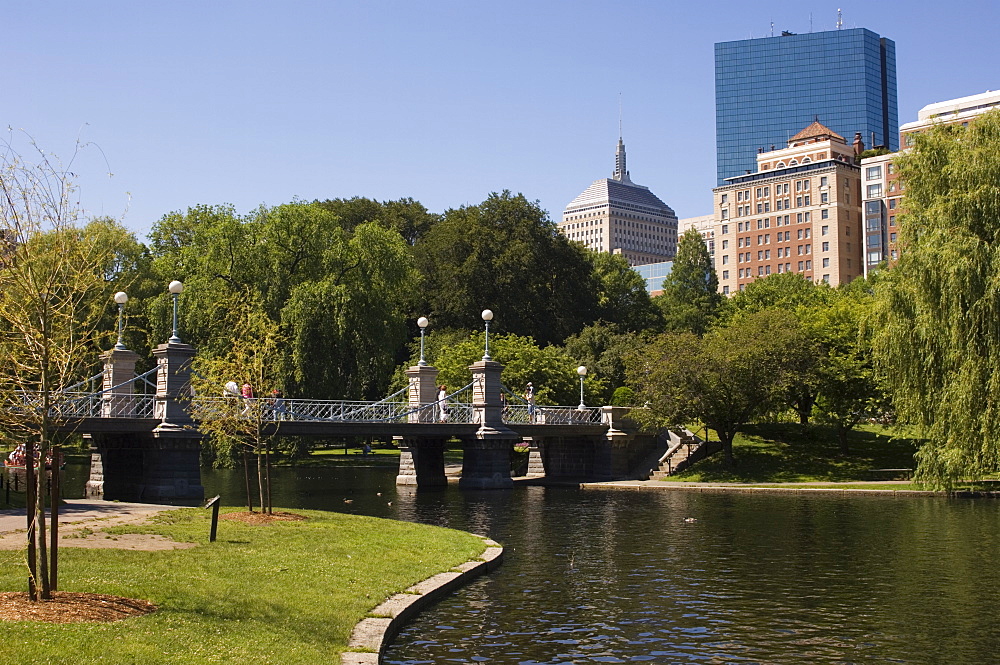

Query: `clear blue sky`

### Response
(8, 1, 999, 239)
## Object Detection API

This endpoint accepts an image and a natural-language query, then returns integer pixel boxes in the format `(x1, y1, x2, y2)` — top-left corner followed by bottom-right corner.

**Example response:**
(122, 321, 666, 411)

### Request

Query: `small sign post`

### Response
(204, 495, 221, 542)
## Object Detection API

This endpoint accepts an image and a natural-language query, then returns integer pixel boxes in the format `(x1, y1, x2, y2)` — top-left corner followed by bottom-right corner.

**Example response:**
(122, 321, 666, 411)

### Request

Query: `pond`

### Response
(62, 461, 1000, 663)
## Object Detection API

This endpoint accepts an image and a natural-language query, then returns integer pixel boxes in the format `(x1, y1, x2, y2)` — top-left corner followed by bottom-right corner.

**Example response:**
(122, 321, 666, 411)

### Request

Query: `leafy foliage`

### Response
(873, 110, 1000, 487)
(653, 228, 722, 335)
(626, 309, 813, 464)
(411, 191, 599, 345)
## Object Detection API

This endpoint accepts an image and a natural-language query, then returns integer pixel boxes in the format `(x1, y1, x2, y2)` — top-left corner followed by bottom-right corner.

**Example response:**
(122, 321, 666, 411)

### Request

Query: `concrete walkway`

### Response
(580, 479, 943, 495)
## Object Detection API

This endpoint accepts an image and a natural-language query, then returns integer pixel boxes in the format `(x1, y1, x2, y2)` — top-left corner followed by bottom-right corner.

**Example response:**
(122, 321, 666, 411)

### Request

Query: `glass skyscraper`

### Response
(715, 28, 897, 184)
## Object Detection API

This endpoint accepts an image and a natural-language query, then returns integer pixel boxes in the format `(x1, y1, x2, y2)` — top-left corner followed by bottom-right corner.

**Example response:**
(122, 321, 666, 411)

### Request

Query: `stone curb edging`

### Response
(582, 482, 1000, 498)
(340, 536, 504, 665)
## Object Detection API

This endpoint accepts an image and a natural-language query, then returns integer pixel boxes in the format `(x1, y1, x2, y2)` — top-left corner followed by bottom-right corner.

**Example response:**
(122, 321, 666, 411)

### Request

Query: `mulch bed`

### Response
(219, 511, 307, 525)
(0, 592, 156, 623)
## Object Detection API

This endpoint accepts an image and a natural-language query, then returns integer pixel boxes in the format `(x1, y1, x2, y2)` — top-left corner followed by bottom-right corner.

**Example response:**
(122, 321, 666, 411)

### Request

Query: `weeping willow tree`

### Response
(0, 136, 125, 599)
(873, 109, 1000, 488)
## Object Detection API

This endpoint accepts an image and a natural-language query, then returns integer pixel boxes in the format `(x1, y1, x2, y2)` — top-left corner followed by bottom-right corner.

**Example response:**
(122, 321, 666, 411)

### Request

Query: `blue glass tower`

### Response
(715, 28, 897, 184)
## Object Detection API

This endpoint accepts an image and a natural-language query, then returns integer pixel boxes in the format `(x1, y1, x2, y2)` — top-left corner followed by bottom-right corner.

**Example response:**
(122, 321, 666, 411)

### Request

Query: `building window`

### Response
(721, 225, 729, 235)
(822, 258, 830, 268)
(798, 261, 804, 271)
(821, 210, 829, 220)
(796, 196, 803, 207)
(764, 250, 770, 260)
(890, 233, 897, 243)
(765, 265, 771, 275)
(821, 226, 829, 236)
(722, 239, 729, 249)
(821, 192, 829, 203)
(806, 244, 811, 254)
(889, 199, 898, 210)
(866, 184, 882, 198)
(804, 228, 811, 238)
(722, 255, 729, 265)
(866, 166, 882, 180)
(822, 274, 830, 283)
(822, 241, 829, 252)
(805, 212, 811, 223)
(804, 196, 810, 206)
(721, 194, 729, 204)
(889, 216, 896, 226)
(723, 270, 729, 280)
(723, 285, 730, 295)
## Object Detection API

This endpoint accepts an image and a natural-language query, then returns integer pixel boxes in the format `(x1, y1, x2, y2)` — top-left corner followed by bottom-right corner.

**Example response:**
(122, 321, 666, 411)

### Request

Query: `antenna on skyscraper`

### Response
(770, 20, 774, 37)
(837, 8, 843, 30)
(809, 13, 813, 32)
(618, 92, 622, 141)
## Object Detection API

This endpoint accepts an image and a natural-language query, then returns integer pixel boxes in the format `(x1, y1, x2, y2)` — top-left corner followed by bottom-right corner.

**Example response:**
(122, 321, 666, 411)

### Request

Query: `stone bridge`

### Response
(57, 338, 654, 505)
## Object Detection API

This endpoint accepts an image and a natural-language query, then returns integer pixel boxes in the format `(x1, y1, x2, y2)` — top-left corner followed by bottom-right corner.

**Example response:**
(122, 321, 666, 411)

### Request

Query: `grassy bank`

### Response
(0, 508, 486, 664)
(670, 423, 921, 484)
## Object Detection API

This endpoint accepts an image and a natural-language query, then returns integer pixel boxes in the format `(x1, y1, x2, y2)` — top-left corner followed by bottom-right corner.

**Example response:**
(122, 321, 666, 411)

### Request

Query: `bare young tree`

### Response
(189, 291, 283, 514)
(0, 135, 125, 599)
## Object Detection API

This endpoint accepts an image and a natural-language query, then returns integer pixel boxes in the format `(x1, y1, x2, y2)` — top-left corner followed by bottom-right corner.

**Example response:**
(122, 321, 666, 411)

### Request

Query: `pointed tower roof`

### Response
(789, 119, 846, 144)
(613, 137, 633, 184)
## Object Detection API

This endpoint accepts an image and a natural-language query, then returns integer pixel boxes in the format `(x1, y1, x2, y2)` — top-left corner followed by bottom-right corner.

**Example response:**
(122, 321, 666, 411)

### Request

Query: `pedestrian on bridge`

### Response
(241, 383, 254, 415)
(526, 383, 536, 422)
(438, 385, 448, 422)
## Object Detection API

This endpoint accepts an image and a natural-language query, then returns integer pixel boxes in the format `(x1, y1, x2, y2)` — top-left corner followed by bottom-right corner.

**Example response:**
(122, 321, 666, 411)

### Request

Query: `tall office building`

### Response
(715, 27, 897, 184)
(559, 138, 678, 266)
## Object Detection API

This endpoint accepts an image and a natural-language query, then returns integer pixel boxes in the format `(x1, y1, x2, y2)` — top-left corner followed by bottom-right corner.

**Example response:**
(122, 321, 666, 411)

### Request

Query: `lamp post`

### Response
(417, 316, 429, 366)
(113, 291, 128, 350)
(577, 365, 588, 410)
(168, 280, 184, 344)
(481, 309, 493, 361)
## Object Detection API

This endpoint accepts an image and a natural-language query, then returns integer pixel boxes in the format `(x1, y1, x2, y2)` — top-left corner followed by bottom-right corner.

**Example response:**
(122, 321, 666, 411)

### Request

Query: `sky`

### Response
(7, 1, 1000, 239)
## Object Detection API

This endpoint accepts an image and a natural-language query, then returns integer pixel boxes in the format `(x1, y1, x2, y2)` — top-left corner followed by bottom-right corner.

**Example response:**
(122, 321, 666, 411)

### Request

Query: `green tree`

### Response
(626, 309, 812, 465)
(562, 322, 644, 404)
(588, 252, 662, 332)
(147, 202, 416, 400)
(190, 293, 283, 513)
(873, 110, 1000, 487)
(653, 228, 723, 335)
(403, 331, 604, 407)
(0, 142, 128, 600)
(728, 272, 830, 423)
(411, 191, 599, 345)
(811, 282, 886, 454)
(314, 196, 440, 245)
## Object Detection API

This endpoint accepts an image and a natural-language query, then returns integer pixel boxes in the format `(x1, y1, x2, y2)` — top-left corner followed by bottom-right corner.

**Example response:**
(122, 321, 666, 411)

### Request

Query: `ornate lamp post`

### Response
(577, 365, 588, 410)
(417, 316, 429, 366)
(481, 309, 494, 361)
(168, 280, 184, 344)
(113, 291, 128, 350)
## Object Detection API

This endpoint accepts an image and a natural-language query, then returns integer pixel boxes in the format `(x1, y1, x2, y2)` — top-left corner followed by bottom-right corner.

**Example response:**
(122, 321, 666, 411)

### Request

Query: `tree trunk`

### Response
(50, 445, 60, 591)
(35, 451, 50, 599)
(838, 426, 850, 456)
(264, 441, 272, 515)
(24, 438, 37, 601)
(243, 448, 254, 512)
(256, 450, 265, 514)
(721, 432, 735, 466)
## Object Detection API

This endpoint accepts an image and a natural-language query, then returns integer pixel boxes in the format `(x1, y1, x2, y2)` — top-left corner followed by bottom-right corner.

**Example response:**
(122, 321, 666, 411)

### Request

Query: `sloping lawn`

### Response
(0, 508, 486, 664)
(671, 423, 921, 483)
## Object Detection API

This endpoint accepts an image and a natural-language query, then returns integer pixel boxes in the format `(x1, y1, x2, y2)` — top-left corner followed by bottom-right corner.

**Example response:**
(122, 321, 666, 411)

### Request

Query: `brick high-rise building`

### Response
(714, 120, 863, 294)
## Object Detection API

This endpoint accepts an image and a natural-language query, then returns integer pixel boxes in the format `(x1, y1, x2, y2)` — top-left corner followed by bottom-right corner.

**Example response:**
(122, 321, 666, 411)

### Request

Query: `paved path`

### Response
(0, 500, 183, 536)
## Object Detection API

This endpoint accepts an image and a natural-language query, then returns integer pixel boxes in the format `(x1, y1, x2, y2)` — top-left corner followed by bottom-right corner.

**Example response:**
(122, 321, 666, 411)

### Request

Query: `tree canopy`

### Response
(873, 110, 1000, 487)
(654, 228, 722, 335)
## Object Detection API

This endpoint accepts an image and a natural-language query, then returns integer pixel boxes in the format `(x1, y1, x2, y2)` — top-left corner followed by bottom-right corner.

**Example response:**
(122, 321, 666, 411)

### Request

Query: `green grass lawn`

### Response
(669, 423, 922, 484)
(0, 508, 486, 664)
(278, 445, 465, 467)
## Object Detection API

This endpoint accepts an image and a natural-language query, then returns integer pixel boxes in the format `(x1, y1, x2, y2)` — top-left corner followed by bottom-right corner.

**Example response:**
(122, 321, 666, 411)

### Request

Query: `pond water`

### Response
(62, 462, 1000, 663)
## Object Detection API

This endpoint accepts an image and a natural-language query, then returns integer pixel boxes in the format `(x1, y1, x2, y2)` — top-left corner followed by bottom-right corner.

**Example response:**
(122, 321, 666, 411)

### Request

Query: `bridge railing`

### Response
(503, 404, 603, 425)
(189, 397, 477, 424)
(15, 392, 157, 419)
